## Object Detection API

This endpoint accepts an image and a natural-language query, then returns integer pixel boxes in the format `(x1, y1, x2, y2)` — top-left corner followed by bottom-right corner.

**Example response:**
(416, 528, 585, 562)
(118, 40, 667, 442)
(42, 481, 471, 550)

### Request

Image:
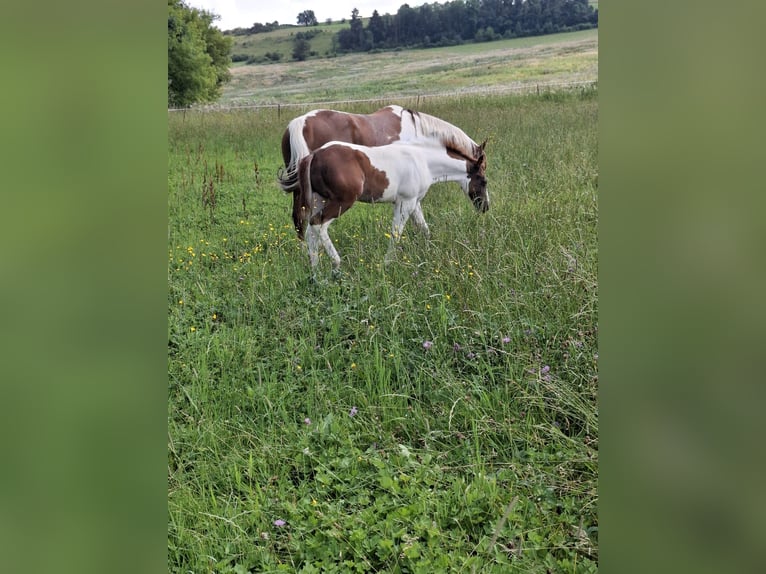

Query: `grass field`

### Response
(221, 29, 597, 106)
(168, 83, 598, 571)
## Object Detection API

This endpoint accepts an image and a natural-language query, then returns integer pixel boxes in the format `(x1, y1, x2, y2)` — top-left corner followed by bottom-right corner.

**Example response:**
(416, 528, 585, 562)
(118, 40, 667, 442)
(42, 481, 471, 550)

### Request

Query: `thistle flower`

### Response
(349, 406, 358, 417)
(273, 519, 286, 527)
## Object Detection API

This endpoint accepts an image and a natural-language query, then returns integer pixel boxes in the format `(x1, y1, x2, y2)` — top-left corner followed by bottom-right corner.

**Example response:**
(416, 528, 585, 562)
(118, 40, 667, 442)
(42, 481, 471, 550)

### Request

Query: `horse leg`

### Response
(306, 224, 321, 269)
(410, 203, 430, 238)
(385, 199, 416, 264)
(316, 219, 341, 271)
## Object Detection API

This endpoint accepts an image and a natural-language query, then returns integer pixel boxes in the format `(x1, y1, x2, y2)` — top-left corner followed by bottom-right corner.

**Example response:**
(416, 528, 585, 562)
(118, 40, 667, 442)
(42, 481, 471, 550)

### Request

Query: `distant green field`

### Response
(220, 29, 597, 106)
(229, 21, 598, 66)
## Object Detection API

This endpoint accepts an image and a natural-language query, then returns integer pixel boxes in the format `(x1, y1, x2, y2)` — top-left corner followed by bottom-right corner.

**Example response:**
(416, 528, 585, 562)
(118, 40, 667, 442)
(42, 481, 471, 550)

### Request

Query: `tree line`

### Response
(336, 0, 597, 52)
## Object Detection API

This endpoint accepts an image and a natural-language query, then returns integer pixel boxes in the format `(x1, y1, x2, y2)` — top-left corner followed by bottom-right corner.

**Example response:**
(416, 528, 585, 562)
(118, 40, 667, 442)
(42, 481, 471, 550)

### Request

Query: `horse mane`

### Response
(405, 109, 478, 158)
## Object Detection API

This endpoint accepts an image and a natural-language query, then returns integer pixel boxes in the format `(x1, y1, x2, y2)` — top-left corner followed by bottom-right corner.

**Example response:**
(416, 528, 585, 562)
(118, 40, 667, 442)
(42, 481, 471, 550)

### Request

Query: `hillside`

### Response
(218, 28, 598, 107)
(228, 21, 352, 64)
(225, 0, 598, 65)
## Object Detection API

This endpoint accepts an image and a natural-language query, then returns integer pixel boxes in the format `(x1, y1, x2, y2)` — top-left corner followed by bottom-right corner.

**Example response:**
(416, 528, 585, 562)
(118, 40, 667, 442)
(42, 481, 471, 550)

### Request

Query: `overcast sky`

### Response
(186, 1, 417, 31)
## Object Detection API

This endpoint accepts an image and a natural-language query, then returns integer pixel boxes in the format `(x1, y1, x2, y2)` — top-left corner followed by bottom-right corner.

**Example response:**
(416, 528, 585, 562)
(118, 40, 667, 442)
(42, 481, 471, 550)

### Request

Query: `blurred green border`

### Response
(602, 1, 765, 572)
(0, 2, 167, 572)
(3, 1, 763, 571)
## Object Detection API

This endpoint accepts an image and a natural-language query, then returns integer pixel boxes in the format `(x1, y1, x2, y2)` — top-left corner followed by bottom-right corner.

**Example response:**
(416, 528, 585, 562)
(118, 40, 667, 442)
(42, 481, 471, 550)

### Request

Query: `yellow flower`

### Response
(190, 326, 196, 332)
(311, 498, 317, 506)
(178, 299, 184, 305)
(445, 294, 451, 300)
(351, 363, 357, 369)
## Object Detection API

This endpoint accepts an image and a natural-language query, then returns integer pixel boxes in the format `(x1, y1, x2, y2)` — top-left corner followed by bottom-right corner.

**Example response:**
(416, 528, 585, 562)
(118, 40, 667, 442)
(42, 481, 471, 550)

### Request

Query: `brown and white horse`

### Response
(293, 126, 488, 271)
(279, 105, 458, 193)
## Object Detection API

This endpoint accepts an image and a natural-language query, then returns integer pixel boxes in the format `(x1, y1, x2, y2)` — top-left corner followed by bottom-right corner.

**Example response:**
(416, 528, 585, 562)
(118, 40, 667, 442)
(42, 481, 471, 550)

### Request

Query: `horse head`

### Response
(467, 140, 489, 213)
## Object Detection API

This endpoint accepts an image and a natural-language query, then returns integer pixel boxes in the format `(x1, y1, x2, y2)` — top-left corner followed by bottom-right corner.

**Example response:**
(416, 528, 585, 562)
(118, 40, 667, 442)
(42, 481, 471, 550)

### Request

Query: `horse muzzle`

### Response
(473, 196, 489, 213)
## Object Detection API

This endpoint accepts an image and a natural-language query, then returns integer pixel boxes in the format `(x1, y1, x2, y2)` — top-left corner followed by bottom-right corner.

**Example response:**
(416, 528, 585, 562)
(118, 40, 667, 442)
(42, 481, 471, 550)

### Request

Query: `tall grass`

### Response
(168, 89, 598, 572)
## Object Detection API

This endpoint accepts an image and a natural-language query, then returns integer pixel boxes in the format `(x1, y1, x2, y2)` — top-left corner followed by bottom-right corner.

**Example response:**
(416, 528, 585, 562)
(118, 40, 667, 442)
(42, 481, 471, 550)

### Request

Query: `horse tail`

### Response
(278, 117, 311, 193)
(293, 153, 313, 240)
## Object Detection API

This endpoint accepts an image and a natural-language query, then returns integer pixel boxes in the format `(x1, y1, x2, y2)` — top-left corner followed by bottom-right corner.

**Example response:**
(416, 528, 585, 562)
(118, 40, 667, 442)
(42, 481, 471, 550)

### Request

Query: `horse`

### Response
(293, 133, 488, 272)
(279, 105, 459, 193)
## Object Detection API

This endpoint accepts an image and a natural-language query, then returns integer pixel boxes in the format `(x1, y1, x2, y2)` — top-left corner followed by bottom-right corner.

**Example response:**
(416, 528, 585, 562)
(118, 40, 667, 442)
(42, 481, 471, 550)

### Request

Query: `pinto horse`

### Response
(279, 105, 459, 193)
(293, 133, 488, 271)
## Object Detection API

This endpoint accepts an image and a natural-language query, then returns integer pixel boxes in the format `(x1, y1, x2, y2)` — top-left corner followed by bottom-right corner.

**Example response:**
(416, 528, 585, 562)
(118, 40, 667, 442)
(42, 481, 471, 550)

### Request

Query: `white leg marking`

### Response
(385, 200, 417, 264)
(410, 203, 430, 238)
(391, 199, 416, 241)
(306, 225, 320, 268)
(317, 220, 341, 269)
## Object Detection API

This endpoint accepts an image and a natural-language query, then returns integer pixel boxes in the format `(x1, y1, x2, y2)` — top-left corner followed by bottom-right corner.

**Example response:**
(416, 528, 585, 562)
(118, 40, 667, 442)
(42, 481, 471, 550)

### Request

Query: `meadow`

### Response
(221, 29, 597, 106)
(169, 35, 598, 573)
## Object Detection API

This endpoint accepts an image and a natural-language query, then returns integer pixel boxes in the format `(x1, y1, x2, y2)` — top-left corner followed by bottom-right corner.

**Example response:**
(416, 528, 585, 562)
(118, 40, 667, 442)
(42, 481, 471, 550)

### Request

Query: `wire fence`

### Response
(168, 79, 597, 114)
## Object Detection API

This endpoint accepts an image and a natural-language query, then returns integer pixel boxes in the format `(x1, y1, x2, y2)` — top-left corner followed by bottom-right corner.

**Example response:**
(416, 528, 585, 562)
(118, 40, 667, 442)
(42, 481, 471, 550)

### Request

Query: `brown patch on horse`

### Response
(303, 109, 403, 152)
(295, 145, 390, 234)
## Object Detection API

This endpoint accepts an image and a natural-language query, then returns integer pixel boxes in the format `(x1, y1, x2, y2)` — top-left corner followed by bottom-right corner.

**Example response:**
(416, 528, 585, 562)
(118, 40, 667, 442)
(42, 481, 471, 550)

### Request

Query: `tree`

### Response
(368, 10, 386, 47)
(168, 0, 232, 107)
(292, 37, 311, 61)
(337, 8, 370, 51)
(297, 10, 318, 26)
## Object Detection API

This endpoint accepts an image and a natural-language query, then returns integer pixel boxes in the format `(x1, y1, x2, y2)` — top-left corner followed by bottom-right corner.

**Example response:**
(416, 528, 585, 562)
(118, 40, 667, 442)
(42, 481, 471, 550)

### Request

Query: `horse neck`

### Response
(420, 145, 471, 184)
(410, 112, 474, 150)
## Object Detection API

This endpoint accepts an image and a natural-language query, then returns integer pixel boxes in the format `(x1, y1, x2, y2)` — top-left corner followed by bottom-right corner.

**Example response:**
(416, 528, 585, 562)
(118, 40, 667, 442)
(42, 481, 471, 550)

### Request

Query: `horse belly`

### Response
(359, 182, 397, 204)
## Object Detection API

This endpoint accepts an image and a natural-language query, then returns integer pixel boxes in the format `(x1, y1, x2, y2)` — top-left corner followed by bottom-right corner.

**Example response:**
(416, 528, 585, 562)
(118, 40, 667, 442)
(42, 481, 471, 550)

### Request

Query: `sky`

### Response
(186, 1, 417, 31)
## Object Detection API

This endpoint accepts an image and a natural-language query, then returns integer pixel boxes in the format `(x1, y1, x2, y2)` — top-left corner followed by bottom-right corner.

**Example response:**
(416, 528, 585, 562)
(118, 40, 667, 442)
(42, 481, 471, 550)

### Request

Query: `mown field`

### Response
(169, 30, 598, 573)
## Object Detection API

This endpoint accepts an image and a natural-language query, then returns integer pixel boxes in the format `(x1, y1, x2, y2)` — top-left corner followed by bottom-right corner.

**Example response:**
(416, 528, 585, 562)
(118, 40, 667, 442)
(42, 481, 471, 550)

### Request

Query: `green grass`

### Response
(168, 89, 598, 572)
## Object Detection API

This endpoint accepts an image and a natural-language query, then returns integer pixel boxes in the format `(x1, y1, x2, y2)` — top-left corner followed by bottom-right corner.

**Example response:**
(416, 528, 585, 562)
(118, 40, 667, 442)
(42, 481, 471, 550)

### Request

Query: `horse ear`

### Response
(477, 139, 487, 158)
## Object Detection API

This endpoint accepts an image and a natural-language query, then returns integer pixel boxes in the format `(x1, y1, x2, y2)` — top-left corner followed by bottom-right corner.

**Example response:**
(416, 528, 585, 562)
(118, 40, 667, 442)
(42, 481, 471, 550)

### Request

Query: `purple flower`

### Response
(304, 418, 311, 425)
(501, 337, 511, 344)
(422, 340, 433, 350)
(467, 352, 476, 359)
(541, 365, 550, 374)
(273, 519, 286, 527)
(453, 342, 462, 352)
(349, 406, 358, 417)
